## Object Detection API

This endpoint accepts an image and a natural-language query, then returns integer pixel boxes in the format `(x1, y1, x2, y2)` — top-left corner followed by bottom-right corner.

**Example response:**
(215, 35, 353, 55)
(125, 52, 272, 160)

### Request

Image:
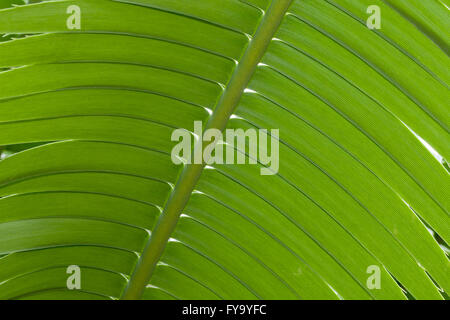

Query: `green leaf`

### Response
(0, 0, 448, 300)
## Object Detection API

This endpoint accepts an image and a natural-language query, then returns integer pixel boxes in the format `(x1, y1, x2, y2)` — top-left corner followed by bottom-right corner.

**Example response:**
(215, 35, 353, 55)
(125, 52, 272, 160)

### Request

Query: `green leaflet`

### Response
(0, 0, 448, 300)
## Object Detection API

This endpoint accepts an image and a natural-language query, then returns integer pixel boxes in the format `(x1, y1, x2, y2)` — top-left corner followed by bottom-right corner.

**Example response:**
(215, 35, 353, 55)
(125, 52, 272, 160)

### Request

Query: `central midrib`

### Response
(121, 0, 293, 300)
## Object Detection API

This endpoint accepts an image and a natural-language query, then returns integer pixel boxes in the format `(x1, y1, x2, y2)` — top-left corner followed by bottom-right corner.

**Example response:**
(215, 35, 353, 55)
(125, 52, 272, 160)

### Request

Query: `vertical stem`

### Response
(121, 0, 293, 300)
